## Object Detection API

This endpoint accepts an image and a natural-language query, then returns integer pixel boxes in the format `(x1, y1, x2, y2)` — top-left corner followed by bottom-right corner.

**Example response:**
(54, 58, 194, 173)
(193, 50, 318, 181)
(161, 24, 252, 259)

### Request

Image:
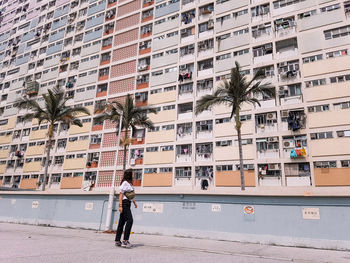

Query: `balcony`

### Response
(275, 38, 298, 60)
(285, 163, 311, 186)
(176, 144, 192, 163)
(195, 143, 212, 162)
(257, 138, 280, 159)
(258, 164, 281, 186)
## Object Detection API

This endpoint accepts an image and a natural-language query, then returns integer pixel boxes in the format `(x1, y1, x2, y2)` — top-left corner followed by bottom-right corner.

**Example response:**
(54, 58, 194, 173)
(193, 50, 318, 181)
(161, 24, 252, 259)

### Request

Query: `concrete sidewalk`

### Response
(0, 223, 349, 263)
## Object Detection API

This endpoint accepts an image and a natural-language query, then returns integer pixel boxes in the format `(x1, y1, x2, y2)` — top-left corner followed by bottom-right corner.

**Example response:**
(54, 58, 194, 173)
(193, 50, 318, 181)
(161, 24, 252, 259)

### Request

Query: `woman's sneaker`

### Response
(121, 241, 132, 248)
(115, 241, 122, 247)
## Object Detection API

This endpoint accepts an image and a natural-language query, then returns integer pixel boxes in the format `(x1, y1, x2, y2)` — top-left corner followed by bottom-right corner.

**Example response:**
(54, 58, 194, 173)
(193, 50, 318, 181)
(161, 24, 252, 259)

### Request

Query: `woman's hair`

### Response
(120, 169, 133, 185)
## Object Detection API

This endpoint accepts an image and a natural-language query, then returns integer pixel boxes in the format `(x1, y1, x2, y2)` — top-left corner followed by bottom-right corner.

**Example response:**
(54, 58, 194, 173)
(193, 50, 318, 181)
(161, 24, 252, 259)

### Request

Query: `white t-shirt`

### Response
(120, 181, 134, 200)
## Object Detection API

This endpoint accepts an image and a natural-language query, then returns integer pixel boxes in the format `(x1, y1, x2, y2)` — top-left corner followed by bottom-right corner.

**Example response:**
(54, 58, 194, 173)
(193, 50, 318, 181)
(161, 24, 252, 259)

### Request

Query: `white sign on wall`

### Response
(302, 208, 320, 220)
(211, 204, 221, 212)
(142, 203, 163, 213)
(32, 201, 39, 209)
(85, 202, 94, 211)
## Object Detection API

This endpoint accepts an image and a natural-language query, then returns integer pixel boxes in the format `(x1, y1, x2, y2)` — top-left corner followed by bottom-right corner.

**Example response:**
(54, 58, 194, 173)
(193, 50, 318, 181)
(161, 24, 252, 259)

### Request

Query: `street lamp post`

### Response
(105, 111, 123, 231)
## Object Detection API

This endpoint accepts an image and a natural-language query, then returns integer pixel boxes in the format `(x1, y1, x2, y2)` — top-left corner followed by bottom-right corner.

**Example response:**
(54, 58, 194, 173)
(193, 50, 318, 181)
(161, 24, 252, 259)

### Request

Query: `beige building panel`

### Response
(214, 103, 252, 115)
(148, 90, 176, 105)
(214, 145, 255, 161)
(26, 145, 45, 156)
(145, 130, 175, 144)
(148, 109, 176, 124)
(308, 110, 350, 128)
(0, 149, 9, 159)
(76, 105, 93, 117)
(63, 158, 86, 170)
(144, 150, 174, 165)
(310, 138, 350, 157)
(0, 164, 6, 174)
(304, 82, 350, 102)
(69, 122, 91, 135)
(214, 121, 253, 137)
(32, 119, 48, 126)
(23, 162, 42, 173)
(0, 135, 12, 145)
(216, 171, 255, 187)
(20, 178, 38, 189)
(0, 117, 16, 131)
(60, 176, 83, 189)
(303, 56, 350, 77)
(143, 172, 173, 187)
(29, 129, 47, 141)
(314, 168, 350, 186)
(66, 140, 89, 152)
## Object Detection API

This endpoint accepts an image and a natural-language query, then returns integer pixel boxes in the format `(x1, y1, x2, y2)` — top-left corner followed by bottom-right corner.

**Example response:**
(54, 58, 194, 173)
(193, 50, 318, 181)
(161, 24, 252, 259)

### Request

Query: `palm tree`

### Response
(96, 93, 156, 170)
(195, 62, 275, 190)
(17, 86, 90, 191)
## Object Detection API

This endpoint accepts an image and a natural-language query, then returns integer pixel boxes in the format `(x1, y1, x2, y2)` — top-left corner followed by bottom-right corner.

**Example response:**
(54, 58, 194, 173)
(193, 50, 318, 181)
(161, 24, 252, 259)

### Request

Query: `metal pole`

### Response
(105, 111, 123, 231)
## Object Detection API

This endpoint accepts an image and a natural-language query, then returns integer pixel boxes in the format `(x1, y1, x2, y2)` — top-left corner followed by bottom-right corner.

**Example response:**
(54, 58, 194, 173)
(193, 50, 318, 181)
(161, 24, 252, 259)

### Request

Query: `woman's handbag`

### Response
(124, 191, 135, 200)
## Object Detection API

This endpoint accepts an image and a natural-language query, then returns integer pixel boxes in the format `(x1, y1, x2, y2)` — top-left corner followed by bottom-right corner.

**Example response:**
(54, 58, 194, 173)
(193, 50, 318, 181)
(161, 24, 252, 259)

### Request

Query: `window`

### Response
(144, 168, 157, 173)
(216, 165, 233, 171)
(321, 3, 340, 13)
(314, 161, 336, 168)
(310, 132, 333, 140)
(337, 130, 350, 137)
(215, 140, 232, 147)
(307, 105, 329, 113)
(326, 49, 347, 58)
(305, 78, 326, 87)
(234, 48, 249, 57)
(334, 101, 350, 110)
(330, 74, 350, 83)
(159, 167, 172, 173)
(302, 54, 323, 64)
(341, 160, 350, 167)
(161, 145, 173, 151)
(324, 25, 350, 40)
(146, 147, 159, 152)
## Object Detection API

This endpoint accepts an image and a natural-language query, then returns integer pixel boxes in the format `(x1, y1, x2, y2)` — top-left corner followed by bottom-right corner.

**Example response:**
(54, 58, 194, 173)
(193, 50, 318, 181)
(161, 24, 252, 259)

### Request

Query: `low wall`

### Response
(0, 193, 349, 250)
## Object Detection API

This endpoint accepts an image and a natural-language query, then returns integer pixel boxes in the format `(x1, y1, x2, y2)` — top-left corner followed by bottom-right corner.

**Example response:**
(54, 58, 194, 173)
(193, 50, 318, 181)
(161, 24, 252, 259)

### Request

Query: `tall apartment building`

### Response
(0, 0, 350, 193)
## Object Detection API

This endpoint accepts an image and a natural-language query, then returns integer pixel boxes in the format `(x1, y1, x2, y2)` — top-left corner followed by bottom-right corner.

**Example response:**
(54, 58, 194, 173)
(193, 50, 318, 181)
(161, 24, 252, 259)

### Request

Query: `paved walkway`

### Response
(0, 223, 349, 263)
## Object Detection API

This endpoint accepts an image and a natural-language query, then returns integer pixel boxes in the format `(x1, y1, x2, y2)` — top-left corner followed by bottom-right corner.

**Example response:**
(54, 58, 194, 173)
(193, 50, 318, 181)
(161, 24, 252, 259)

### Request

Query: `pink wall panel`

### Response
(115, 13, 139, 32)
(112, 44, 137, 62)
(110, 60, 136, 78)
(109, 77, 135, 95)
(114, 28, 139, 46)
(117, 0, 141, 17)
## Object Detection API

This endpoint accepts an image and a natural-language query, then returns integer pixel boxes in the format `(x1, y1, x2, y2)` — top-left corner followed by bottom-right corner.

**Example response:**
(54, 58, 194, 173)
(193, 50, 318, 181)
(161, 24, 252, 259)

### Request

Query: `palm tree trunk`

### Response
(235, 108, 245, 191)
(41, 124, 53, 191)
(122, 129, 128, 171)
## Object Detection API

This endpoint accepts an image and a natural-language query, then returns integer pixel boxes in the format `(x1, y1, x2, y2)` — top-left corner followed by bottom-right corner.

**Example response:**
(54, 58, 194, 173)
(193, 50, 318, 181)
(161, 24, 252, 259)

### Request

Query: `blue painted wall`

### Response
(0, 194, 349, 250)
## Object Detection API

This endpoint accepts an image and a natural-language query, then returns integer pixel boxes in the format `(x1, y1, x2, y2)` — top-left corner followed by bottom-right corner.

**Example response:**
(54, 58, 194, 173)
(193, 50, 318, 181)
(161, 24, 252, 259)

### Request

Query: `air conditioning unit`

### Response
(281, 110, 289, 118)
(200, 120, 207, 125)
(207, 20, 214, 29)
(268, 164, 279, 170)
(283, 140, 294, 148)
(266, 112, 276, 120)
(338, 131, 345, 137)
(221, 141, 228, 146)
(268, 137, 278, 142)
(279, 61, 287, 67)
(180, 29, 187, 34)
(137, 75, 143, 80)
(179, 64, 187, 70)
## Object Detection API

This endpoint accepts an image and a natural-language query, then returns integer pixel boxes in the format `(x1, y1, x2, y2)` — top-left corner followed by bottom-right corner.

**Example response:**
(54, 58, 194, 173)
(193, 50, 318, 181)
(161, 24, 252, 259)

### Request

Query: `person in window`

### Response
(115, 169, 137, 248)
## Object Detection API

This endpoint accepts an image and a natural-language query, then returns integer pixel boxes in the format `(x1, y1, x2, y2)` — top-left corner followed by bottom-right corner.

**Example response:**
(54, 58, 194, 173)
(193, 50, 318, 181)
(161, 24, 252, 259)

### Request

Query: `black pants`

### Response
(115, 199, 133, 241)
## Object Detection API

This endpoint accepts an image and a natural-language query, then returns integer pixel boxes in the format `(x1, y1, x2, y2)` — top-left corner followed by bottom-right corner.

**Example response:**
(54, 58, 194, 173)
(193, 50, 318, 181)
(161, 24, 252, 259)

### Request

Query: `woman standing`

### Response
(115, 169, 137, 248)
